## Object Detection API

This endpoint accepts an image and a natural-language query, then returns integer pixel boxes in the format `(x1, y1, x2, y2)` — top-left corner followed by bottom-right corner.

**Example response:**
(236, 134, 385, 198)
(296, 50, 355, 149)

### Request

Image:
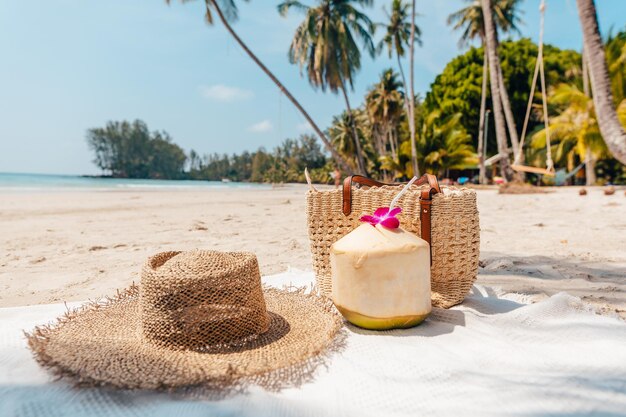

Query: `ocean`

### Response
(0, 172, 270, 191)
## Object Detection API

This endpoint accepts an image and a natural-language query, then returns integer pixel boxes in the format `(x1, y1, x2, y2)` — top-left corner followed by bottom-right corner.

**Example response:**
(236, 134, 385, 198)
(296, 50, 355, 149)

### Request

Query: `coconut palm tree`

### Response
(417, 111, 477, 177)
(448, 1, 488, 183)
(329, 109, 376, 172)
(576, 0, 626, 165)
(166, 0, 351, 173)
(365, 69, 404, 161)
(377, 0, 421, 178)
(278, 0, 376, 176)
(492, 0, 523, 161)
(408, 0, 419, 177)
(605, 31, 626, 104)
(329, 113, 357, 165)
(448, 0, 522, 182)
(480, 0, 511, 179)
(380, 107, 475, 178)
(531, 84, 616, 184)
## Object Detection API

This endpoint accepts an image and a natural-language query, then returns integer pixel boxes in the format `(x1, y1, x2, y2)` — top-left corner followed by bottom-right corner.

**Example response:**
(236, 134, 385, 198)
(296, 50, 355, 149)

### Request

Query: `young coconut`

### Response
(330, 177, 431, 330)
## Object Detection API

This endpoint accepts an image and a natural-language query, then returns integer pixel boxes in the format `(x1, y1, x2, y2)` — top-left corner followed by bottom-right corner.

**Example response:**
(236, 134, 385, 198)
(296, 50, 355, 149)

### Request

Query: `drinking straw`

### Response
(389, 176, 419, 210)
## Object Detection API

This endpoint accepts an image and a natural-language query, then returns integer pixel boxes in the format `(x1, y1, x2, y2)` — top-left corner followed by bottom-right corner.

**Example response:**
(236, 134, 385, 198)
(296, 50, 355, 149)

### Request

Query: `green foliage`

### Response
(530, 84, 606, 169)
(87, 121, 330, 183)
(424, 39, 582, 157)
(531, 85, 626, 177)
(606, 29, 626, 103)
(447, 0, 523, 47)
(423, 46, 484, 142)
(87, 30, 626, 184)
(188, 135, 331, 183)
(365, 69, 404, 160)
(377, 0, 421, 58)
(278, 0, 375, 92)
(596, 158, 626, 185)
(328, 109, 377, 171)
(417, 111, 477, 176)
(86, 120, 186, 179)
(381, 109, 476, 178)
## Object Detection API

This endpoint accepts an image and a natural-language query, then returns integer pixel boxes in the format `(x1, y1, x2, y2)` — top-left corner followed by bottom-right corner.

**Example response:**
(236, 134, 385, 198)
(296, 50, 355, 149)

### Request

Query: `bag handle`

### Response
(342, 174, 441, 248)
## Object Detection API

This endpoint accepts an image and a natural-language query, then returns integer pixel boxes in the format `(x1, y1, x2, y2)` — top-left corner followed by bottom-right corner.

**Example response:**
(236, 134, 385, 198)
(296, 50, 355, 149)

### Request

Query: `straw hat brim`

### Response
(27, 285, 342, 390)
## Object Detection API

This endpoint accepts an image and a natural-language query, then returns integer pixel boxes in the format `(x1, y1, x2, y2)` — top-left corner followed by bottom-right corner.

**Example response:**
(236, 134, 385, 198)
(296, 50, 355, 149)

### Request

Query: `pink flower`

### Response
(360, 207, 402, 229)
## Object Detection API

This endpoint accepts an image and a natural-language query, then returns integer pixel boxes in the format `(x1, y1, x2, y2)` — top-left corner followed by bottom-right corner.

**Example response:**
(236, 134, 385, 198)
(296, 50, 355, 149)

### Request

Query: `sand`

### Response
(1, 185, 624, 318)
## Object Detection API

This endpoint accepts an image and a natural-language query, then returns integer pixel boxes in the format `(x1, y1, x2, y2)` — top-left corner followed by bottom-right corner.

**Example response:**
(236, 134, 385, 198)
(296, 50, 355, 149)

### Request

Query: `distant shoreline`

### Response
(0, 172, 279, 191)
(79, 174, 244, 182)
(0, 172, 336, 192)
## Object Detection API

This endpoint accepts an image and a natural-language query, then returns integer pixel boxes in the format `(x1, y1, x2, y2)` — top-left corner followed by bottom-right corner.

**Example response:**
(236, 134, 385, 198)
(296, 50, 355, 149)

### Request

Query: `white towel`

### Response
(1, 270, 625, 417)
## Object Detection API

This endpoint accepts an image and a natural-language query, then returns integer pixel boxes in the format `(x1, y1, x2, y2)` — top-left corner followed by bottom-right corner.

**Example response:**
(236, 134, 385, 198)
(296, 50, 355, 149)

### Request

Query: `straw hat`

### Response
(26, 250, 342, 390)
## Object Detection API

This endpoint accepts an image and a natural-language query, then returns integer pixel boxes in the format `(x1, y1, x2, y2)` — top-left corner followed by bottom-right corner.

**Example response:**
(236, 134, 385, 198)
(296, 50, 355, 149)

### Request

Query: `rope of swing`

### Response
(516, 0, 554, 172)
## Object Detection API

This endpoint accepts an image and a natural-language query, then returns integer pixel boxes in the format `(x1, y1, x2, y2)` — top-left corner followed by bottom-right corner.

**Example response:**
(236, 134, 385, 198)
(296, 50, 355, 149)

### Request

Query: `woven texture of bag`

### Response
(306, 185, 480, 308)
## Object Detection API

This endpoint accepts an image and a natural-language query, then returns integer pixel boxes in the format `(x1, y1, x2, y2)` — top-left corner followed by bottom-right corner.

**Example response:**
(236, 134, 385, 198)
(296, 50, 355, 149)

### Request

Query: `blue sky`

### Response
(1, 0, 625, 175)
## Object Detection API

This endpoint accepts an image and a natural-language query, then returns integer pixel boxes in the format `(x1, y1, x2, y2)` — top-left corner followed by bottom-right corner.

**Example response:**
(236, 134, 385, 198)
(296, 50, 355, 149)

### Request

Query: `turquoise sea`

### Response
(0, 173, 269, 191)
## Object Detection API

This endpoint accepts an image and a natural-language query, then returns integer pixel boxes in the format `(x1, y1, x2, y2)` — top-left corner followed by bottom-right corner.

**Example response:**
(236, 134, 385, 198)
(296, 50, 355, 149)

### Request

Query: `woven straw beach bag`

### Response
(306, 174, 480, 308)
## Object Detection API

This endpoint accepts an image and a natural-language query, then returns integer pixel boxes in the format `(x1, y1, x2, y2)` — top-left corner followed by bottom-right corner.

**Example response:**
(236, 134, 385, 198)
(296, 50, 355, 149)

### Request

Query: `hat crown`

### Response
(140, 250, 270, 351)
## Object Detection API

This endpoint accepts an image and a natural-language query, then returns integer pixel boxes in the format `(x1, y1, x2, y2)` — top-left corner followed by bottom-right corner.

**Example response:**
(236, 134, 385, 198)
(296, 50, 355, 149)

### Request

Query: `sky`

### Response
(1, 0, 625, 175)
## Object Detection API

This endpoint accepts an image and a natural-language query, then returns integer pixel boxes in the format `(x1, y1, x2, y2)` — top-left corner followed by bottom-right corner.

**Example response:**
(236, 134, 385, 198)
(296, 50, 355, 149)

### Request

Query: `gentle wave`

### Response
(0, 173, 270, 191)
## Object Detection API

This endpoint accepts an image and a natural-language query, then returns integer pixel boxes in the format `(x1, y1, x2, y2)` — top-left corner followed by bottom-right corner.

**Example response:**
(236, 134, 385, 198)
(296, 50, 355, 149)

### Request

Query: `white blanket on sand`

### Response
(1, 271, 625, 417)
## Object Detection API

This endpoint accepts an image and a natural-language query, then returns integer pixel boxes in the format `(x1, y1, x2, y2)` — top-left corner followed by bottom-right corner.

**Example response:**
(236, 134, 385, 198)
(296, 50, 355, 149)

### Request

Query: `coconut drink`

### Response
(330, 178, 431, 330)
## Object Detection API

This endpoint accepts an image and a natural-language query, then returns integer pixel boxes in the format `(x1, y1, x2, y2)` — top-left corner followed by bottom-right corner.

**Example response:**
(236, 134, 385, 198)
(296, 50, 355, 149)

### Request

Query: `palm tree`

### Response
(329, 109, 376, 172)
(278, 0, 376, 176)
(377, 0, 421, 178)
(448, 0, 522, 181)
(408, 0, 419, 177)
(492, 0, 523, 160)
(605, 31, 626, 104)
(167, 0, 352, 173)
(365, 69, 404, 161)
(531, 84, 616, 185)
(480, 0, 511, 179)
(577, 0, 626, 165)
(448, 0, 487, 183)
(417, 111, 477, 177)
(380, 107, 475, 178)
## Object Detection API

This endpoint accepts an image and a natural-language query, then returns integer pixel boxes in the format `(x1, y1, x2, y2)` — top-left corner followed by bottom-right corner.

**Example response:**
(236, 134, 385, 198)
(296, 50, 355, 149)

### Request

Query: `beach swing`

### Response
(512, 0, 555, 177)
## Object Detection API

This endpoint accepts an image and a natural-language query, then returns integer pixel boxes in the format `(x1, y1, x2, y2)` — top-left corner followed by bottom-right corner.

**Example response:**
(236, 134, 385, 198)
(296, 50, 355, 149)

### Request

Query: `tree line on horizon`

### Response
(87, 119, 331, 182)
(87, 0, 626, 185)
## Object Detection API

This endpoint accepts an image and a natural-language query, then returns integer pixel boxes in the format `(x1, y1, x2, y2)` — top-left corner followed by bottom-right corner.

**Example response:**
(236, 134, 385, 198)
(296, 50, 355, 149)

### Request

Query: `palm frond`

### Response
(277, 0, 309, 17)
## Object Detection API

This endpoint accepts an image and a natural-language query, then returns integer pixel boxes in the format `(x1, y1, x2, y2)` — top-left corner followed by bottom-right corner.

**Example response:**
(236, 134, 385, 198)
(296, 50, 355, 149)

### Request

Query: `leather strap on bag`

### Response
(342, 174, 441, 249)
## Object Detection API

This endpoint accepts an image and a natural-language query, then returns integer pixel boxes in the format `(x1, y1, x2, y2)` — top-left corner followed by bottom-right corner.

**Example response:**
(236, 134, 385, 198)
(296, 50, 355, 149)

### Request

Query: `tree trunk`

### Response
(582, 47, 597, 186)
(396, 52, 413, 170)
(498, 58, 525, 182)
(584, 146, 596, 185)
(397, 53, 410, 106)
(477, 47, 488, 184)
(582, 46, 591, 97)
(378, 129, 386, 157)
(393, 128, 399, 160)
(408, 0, 420, 177)
(497, 59, 520, 158)
(576, 0, 626, 164)
(339, 81, 368, 176)
(372, 126, 384, 156)
(481, 0, 511, 180)
(210, 0, 352, 173)
(388, 128, 397, 160)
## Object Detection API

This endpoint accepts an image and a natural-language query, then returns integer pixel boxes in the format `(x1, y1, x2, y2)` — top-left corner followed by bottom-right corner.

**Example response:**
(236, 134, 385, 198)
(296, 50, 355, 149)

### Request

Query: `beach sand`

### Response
(1, 185, 624, 319)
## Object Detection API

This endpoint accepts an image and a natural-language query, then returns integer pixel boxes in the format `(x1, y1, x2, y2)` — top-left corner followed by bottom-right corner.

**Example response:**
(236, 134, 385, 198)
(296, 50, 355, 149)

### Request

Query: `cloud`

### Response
(248, 120, 273, 133)
(199, 84, 254, 102)
(296, 121, 313, 132)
